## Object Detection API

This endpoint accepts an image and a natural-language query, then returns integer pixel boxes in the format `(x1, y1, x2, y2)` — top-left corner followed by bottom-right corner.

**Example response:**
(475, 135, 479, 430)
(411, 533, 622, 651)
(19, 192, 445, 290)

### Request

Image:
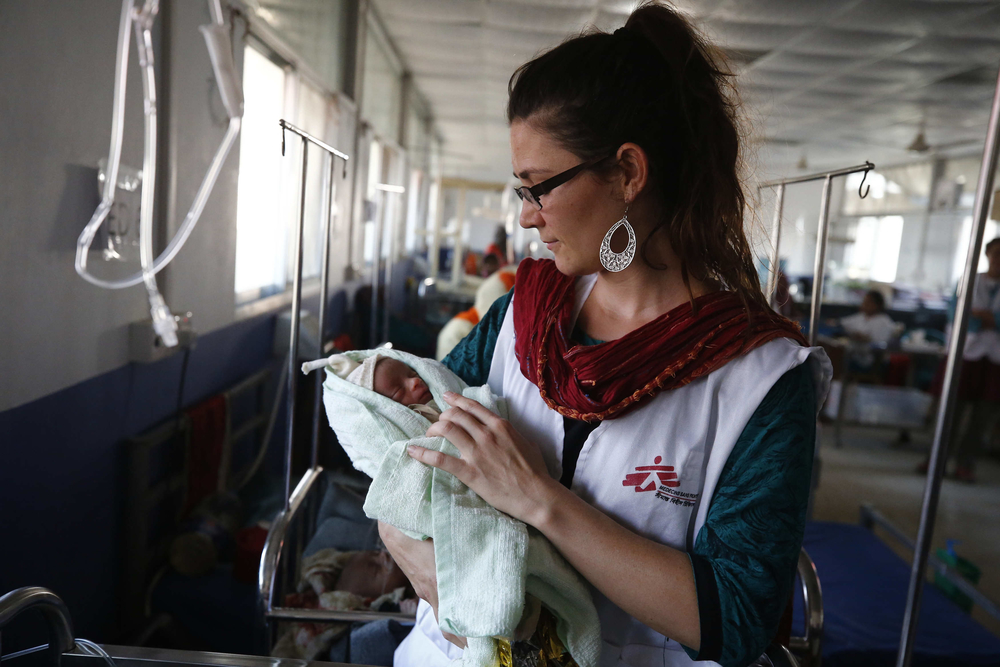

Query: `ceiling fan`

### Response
(906, 120, 979, 154)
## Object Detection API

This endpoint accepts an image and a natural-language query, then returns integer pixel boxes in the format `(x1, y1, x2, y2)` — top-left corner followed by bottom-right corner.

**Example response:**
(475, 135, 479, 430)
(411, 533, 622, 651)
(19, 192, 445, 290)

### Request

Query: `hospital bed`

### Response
(120, 367, 274, 652)
(793, 515, 1000, 667)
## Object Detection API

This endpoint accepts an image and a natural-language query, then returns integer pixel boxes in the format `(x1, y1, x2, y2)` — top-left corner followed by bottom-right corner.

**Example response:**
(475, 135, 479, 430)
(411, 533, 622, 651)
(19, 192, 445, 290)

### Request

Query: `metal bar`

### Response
(898, 63, 1000, 667)
(230, 414, 267, 443)
(283, 138, 308, 510)
(808, 175, 833, 347)
(258, 468, 324, 615)
(266, 607, 416, 623)
(860, 505, 1000, 622)
(451, 186, 467, 286)
(759, 161, 873, 190)
(374, 184, 405, 346)
(279, 119, 350, 161)
(430, 179, 444, 278)
(310, 154, 336, 470)
(766, 183, 786, 308)
(370, 190, 385, 347)
(383, 191, 394, 345)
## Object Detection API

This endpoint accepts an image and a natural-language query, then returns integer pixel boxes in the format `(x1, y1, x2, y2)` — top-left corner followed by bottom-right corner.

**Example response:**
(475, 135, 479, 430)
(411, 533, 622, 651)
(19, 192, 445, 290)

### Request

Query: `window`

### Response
(234, 46, 289, 300)
(235, 44, 340, 305)
(843, 215, 904, 283)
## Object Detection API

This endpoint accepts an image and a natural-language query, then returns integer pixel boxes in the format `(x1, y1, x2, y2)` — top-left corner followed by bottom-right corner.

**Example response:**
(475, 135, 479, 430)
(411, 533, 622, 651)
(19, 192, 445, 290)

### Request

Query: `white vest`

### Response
(396, 275, 832, 667)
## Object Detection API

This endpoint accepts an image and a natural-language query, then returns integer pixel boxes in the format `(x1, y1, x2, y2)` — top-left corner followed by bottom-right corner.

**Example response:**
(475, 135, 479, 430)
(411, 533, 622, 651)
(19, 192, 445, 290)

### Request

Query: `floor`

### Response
(812, 422, 1000, 638)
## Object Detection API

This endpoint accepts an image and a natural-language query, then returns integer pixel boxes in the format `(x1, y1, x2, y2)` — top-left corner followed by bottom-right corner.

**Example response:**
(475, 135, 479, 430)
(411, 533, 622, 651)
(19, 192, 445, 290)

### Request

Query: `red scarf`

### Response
(513, 259, 807, 422)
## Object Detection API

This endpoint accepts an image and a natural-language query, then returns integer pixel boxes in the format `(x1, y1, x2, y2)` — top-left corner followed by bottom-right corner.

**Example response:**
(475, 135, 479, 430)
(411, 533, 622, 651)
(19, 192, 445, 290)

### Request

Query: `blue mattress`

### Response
(793, 521, 1000, 667)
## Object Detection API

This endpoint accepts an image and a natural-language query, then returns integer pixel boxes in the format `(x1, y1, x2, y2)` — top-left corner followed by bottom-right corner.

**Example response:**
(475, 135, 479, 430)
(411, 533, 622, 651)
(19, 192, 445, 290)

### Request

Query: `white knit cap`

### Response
(345, 354, 383, 391)
(301, 353, 359, 377)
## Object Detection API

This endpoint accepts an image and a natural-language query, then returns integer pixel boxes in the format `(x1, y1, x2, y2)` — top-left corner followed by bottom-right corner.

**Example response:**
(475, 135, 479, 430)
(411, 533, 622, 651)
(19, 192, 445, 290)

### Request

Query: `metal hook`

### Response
(858, 166, 871, 199)
(281, 126, 286, 156)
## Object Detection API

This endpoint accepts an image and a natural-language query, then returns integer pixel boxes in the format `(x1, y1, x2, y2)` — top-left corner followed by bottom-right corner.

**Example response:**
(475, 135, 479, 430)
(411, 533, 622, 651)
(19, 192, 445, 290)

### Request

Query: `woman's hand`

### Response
(377, 521, 437, 607)
(377, 522, 467, 649)
(413, 392, 559, 526)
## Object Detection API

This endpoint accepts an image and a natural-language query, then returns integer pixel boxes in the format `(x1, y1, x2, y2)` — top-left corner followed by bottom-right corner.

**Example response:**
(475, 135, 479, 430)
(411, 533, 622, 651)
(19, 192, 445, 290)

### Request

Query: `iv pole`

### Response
(896, 62, 1000, 667)
(758, 161, 874, 345)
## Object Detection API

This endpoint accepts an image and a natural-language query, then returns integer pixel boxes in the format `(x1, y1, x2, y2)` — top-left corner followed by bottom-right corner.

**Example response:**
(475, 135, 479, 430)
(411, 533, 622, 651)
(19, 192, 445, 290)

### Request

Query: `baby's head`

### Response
(373, 357, 432, 406)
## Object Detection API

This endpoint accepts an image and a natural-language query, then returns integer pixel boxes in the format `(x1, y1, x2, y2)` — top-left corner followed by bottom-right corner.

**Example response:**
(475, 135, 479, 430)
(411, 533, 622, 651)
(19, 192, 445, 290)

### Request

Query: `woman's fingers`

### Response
(426, 418, 477, 452)
(407, 444, 470, 483)
(443, 391, 499, 424)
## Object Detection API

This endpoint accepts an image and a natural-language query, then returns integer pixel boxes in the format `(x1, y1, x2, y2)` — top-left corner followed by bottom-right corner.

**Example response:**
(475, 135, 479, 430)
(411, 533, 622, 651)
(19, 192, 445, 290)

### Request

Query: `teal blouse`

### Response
(442, 290, 816, 667)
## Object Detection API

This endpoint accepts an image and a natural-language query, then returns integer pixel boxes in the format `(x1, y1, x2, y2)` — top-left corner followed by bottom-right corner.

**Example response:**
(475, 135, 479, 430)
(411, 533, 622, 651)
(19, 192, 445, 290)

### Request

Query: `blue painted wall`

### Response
(0, 311, 281, 643)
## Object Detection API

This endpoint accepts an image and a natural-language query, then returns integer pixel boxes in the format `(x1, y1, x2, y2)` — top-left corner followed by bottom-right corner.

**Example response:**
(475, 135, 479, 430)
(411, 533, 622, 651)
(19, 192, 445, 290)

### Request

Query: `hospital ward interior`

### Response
(5, 1, 1000, 666)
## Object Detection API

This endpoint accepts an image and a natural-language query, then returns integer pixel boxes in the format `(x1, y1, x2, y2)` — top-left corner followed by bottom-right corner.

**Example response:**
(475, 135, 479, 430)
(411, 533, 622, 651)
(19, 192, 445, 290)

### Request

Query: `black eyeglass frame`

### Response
(514, 156, 613, 210)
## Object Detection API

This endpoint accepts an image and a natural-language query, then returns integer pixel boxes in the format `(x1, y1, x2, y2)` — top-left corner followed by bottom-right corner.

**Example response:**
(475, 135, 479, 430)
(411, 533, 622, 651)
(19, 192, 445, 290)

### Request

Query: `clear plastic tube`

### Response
(76, 118, 241, 290)
(131, 1, 178, 346)
(73, 0, 243, 347)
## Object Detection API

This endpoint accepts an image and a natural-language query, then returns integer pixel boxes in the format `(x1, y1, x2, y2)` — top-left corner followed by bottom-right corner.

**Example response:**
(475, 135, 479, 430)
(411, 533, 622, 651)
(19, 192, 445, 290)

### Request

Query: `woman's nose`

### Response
(519, 200, 541, 229)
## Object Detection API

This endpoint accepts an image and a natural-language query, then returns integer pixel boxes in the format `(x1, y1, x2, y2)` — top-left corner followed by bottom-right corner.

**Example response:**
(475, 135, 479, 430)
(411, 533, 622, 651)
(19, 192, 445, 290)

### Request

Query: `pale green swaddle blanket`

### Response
(303, 348, 600, 667)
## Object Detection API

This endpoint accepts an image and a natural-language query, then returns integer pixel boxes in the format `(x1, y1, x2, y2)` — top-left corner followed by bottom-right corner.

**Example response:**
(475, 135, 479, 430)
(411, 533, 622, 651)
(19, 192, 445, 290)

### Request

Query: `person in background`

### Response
(921, 237, 1000, 482)
(435, 266, 516, 360)
(484, 224, 509, 267)
(480, 252, 501, 278)
(840, 290, 897, 344)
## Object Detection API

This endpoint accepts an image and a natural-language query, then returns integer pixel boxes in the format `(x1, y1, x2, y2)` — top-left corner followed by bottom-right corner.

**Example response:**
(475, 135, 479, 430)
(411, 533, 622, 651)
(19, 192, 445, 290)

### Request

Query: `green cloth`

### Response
(317, 348, 602, 667)
(442, 289, 817, 667)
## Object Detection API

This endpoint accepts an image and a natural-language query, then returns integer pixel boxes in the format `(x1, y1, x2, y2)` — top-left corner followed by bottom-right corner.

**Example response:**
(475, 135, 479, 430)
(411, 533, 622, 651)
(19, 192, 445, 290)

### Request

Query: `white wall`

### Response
(0, 0, 156, 412)
(0, 1, 355, 412)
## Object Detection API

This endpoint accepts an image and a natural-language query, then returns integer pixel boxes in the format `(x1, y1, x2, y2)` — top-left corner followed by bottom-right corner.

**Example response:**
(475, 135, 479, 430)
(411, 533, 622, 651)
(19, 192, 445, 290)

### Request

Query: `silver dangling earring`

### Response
(599, 207, 636, 272)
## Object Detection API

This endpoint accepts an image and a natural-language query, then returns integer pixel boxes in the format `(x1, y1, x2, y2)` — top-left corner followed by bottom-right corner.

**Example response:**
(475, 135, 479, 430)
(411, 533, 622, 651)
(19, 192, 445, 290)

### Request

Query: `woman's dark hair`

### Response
(507, 1, 769, 316)
(864, 290, 886, 312)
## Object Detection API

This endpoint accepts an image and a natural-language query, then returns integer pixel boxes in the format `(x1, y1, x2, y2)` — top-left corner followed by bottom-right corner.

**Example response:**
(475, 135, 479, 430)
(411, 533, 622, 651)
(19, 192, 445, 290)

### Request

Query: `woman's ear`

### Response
(616, 142, 650, 203)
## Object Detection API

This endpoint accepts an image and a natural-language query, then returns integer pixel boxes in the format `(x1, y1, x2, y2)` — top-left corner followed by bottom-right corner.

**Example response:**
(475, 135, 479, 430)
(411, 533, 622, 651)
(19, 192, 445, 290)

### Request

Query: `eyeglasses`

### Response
(514, 156, 611, 210)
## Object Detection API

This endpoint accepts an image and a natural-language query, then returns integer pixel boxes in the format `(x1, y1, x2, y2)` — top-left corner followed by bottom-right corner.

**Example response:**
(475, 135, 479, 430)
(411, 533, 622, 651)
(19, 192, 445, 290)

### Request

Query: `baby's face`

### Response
(373, 358, 432, 406)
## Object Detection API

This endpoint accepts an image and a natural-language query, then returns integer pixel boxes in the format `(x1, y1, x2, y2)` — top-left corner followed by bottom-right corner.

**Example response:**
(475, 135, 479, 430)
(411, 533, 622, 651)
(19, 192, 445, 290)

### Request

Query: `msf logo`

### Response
(622, 456, 679, 492)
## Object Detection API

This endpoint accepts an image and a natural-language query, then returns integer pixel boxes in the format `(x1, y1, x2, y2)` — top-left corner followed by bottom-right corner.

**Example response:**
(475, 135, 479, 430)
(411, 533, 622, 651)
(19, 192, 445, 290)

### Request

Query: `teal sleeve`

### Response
(441, 290, 514, 386)
(682, 362, 817, 667)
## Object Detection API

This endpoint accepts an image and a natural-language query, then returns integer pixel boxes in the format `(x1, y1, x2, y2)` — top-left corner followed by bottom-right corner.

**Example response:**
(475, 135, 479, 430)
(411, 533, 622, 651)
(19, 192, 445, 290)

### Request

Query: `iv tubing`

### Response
(74, 0, 241, 308)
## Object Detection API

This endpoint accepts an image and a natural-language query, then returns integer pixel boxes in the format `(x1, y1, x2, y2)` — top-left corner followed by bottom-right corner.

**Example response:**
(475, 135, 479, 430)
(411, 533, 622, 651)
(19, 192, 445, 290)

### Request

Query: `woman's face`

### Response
(511, 120, 624, 276)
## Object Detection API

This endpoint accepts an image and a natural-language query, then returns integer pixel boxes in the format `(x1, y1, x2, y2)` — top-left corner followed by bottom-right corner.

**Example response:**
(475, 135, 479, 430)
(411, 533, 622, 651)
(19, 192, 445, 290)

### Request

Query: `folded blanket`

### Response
(305, 348, 600, 667)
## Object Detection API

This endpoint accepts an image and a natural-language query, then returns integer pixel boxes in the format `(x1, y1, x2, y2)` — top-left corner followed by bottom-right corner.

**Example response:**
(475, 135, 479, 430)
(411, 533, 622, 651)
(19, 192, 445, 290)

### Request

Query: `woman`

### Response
(921, 236, 1000, 483)
(381, 3, 831, 666)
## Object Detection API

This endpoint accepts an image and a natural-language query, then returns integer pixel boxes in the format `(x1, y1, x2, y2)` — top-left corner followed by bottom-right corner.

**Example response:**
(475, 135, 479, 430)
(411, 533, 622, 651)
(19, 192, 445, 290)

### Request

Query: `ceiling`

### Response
(372, 0, 1000, 184)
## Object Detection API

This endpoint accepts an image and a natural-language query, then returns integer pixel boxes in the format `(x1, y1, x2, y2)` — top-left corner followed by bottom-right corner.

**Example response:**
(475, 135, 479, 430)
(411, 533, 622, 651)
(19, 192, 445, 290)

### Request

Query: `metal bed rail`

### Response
(258, 464, 416, 649)
(860, 504, 1000, 622)
(790, 549, 824, 667)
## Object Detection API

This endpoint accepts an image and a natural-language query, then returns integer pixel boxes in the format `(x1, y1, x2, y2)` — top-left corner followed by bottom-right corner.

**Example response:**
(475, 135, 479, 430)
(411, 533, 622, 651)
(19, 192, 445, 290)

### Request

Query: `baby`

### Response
(336, 353, 443, 422)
